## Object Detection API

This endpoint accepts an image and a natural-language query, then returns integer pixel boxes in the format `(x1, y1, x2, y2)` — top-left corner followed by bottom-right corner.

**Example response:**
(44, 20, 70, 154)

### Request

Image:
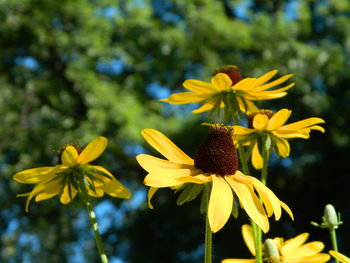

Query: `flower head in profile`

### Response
(330, 251, 350, 263)
(13, 137, 131, 211)
(160, 65, 294, 115)
(233, 108, 325, 169)
(136, 126, 293, 233)
(222, 224, 330, 263)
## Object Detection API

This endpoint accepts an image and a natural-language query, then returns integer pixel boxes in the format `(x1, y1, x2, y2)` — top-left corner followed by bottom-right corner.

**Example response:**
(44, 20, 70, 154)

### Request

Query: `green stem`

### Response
(204, 184, 212, 263)
(329, 227, 339, 263)
(261, 143, 269, 185)
(77, 179, 109, 263)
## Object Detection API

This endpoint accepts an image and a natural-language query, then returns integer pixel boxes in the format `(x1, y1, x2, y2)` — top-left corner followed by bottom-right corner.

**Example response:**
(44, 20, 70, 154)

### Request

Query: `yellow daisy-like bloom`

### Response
(160, 65, 294, 114)
(329, 251, 350, 263)
(222, 224, 330, 263)
(13, 137, 131, 211)
(136, 127, 293, 233)
(233, 108, 325, 169)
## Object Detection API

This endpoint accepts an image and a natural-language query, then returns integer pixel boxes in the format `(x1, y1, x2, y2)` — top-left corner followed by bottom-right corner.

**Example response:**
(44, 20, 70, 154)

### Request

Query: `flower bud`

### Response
(264, 238, 280, 262)
(324, 204, 341, 229)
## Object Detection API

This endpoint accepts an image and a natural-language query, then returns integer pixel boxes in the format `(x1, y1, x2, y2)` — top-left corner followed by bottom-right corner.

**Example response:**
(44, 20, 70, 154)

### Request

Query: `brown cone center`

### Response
(194, 126, 238, 176)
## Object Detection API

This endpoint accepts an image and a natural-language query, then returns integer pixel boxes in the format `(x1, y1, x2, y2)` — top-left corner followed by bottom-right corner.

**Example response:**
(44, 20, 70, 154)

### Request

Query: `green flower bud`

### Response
(324, 204, 341, 229)
(263, 239, 280, 261)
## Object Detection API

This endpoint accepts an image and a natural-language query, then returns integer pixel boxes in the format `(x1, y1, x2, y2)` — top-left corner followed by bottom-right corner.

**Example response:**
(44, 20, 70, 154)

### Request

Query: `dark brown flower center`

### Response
(214, 65, 243, 85)
(194, 125, 238, 176)
(247, 110, 275, 129)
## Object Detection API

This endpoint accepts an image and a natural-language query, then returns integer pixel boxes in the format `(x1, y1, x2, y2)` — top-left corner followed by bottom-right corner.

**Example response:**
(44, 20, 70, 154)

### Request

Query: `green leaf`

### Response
(176, 183, 204, 206)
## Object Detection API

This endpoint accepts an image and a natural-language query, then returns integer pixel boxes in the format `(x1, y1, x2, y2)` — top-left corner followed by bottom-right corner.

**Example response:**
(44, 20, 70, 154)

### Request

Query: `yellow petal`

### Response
(183, 79, 217, 92)
(88, 187, 105, 198)
(232, 126, 256, 136)
(235, 172, 282, 220)
(208, 175, 233, 233)
(88, 165, 114, 183)
(136, 154, 188, 173)
(23, 178, 63, 211)
(280, 201, 294, 220)
(252, 143, 263, 170)
(267, 109, 292, 131)
(253, 74, 294, 91)
(62, 146, 79, 166)
(274, 137, 290, 158)
(147, 187, 158, 209)
(192, 97, 218, 114)
(232, 77, 258, 91)
(253, 70, 278, 86)
(330, 251, 350, 263)
(281, 233, 309, 257)
(35, 180, 61, 202)
(287, 242, 325, 259)
(279, 118, 325, 131)
(102, 176, 131, 198)
(211, 73, 232, 91)
(242, 224, 256, 256)
(290, 254, 331, 263)
(161, 91, 212, 104)
(143, 168, 193, 188)
(226, 175, 269, 233)
(177, 174, 212, 184)
(253, 114, 269, 130)
(60, 184, 77, 204)
(13, 166, 59, 184)
(141, 129, 193, 165)
(77, 136, 107, 164)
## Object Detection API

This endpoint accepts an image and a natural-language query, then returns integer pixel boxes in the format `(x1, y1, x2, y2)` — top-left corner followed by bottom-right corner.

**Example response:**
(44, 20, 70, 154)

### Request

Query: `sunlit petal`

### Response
(183, 79, 217, 92)
(77, 136, 107, 164)
(211, 73, 232, 91)
(208, 175, 233, 233)
(13, 166, 61, 184)
(329, 251, 350, 263)
(60, 184, 77, 204)
(141, 129, 193, 165)
(252, 143, 263, 169)
(267, 109, 292, 130)
(102, 176, 131, 198)
(161, 91, 211, 104)
(253, 114, 269, 130)
(281, 233, 309, 257)
(242, 224, 256, 256)
(226, 175, 269, 233)
(147, 187, 158, 209)
(62, 146, 79, 166)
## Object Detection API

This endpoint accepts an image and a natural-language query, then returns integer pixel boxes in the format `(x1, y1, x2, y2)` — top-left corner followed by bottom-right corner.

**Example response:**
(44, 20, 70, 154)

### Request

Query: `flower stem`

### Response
(77, 179, 109, 263)
(261, 144, 269, 185)
(329, 227, 339, 263)
(204, 184, 212, 263)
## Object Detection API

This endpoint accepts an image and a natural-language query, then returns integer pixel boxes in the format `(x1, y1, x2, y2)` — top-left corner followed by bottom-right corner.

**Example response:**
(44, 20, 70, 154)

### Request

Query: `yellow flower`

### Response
(160, 65, 294, 114)
(329, 251, 350, 263)
(136, 127, 293, 233)
(233, 108, 325, 169)
(222, 224, 331, 263)
(13, 137, 131, 211)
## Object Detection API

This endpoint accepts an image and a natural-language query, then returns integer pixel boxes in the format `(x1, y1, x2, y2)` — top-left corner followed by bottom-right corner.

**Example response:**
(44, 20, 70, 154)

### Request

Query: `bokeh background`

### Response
(0, 0, 349, 262)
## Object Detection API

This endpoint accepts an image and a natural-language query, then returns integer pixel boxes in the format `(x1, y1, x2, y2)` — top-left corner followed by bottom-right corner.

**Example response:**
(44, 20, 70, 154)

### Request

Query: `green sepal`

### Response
(231, 195, 239, 218)
(176, 183, 204, 206)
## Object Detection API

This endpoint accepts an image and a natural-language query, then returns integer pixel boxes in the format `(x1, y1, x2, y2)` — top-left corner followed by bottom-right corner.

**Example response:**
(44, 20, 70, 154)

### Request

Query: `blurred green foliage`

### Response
(0, 0, 349, 262)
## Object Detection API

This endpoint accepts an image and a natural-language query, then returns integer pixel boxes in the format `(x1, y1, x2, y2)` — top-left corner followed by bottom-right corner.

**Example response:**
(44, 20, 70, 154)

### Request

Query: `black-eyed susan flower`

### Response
(136, 126, 293, 233)
(160, 65, 294, 115)
(233, 108, 325, 169)
(330, 251, 350, 263)
(222, 224, 331, 263)
(13, 137, 131, 211)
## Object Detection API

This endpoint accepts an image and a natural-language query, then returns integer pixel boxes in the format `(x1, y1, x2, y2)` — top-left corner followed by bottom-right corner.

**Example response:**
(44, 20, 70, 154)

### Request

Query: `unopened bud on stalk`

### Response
(263, 239, 281, 263)
(311, 204, 343, 229)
